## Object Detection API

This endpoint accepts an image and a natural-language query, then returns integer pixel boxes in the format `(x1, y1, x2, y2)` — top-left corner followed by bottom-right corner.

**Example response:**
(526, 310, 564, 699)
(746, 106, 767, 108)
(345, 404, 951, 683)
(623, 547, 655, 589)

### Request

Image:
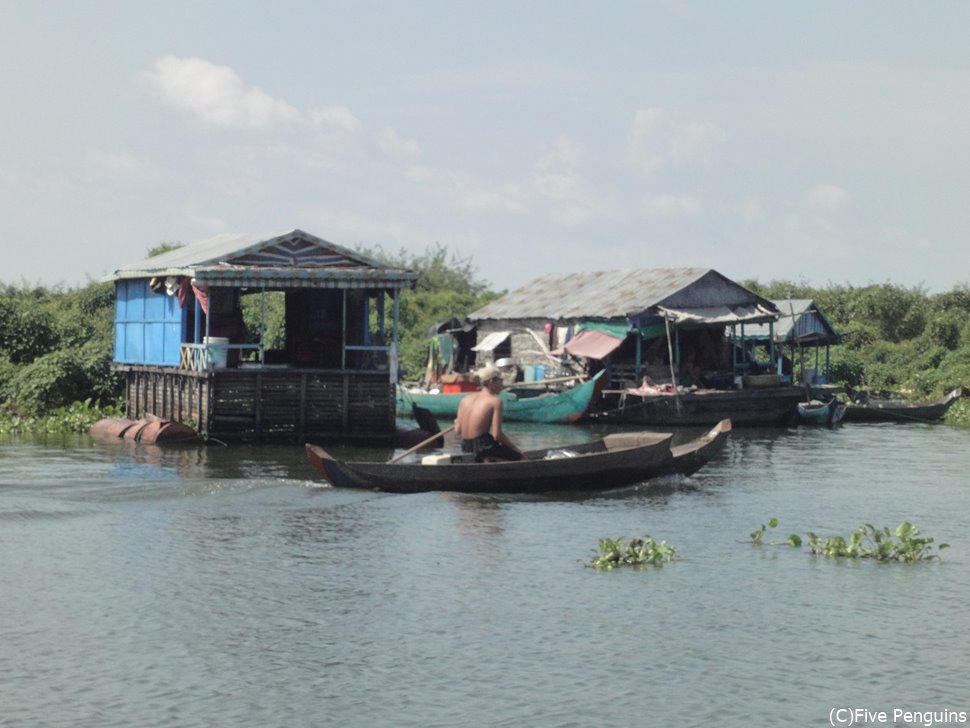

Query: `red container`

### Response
(442, 382, 479, 393)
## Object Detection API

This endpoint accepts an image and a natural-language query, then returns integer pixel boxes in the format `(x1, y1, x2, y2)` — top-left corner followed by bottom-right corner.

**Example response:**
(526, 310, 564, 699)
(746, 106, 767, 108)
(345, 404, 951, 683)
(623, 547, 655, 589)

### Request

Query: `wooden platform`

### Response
(115, 365, 395, 443)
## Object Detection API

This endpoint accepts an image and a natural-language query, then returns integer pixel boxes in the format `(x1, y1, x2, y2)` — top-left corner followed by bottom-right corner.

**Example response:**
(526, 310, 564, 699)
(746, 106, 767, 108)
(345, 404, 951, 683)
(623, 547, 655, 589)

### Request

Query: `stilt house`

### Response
(467, 268, 782, 389)
(109, 230, 418, 442)
(742, 299, 842, 384)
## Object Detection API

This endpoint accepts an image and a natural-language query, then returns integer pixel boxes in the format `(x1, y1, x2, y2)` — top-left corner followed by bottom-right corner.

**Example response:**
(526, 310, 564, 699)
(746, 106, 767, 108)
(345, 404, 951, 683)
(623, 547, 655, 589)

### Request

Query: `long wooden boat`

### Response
(841, 388, 962, 424)
(305, 419, 730, 494)
(797, 398, 846, 428)
(588, 386, 804, 427)
(397, 370, 603, 424)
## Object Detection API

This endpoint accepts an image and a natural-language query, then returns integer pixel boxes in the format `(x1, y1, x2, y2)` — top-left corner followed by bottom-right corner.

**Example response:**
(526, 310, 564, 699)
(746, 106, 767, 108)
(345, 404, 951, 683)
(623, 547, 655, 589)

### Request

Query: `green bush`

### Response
(0, 298, 59, 364)
(10, 350, 89, 415)
(926, 313, 962, 351)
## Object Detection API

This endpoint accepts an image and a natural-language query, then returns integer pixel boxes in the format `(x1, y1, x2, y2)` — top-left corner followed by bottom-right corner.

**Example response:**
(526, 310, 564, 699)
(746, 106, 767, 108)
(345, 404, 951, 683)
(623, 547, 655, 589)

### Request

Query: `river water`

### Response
(2, 421, 969, 727)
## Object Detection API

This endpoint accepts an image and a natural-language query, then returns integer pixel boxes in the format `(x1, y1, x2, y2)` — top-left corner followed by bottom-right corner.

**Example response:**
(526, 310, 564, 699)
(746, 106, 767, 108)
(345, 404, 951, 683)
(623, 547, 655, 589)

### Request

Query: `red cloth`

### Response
(191, 283, 209, 314)
(177, 277, 192, 308)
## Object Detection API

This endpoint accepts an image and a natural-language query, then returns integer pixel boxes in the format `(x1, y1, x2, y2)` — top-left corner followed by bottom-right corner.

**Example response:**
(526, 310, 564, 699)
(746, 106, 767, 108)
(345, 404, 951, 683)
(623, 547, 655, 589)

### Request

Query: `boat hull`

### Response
(590, 387, 803, 427)
(841, 388, 962, 423)
(398, 371, 603, 424)
(305, 420, 731, 494)
(797, 399, 846, 427)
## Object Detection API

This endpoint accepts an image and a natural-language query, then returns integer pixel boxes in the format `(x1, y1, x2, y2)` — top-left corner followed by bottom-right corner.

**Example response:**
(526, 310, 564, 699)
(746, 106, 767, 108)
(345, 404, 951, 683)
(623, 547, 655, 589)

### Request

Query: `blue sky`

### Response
(2, 1, 969, 292)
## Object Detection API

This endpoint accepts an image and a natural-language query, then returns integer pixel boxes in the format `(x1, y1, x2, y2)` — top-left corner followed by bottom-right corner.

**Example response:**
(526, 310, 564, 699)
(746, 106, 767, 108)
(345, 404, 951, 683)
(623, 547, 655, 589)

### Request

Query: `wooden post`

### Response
(298, 373, 307, 441)
(255, 371, 263, 439)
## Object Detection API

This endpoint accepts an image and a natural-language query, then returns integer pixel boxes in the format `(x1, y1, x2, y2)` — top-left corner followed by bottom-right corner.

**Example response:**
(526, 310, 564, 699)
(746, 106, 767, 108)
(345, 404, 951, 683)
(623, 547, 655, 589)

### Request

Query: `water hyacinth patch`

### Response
(749, 517, 802, 547)
(749, 518, 946, 562)
(807, 522, 948, 562)
(589, 535, 676, 570)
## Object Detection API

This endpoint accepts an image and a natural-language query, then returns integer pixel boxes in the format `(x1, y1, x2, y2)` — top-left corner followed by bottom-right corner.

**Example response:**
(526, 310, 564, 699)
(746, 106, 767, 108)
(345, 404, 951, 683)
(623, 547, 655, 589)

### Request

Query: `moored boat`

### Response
(588, 386, 804, 427)
(841, 388, 962, 424)
(305, 419, 731, 494)
(397, 370, 604, 424)
(797, 398, 846, 428)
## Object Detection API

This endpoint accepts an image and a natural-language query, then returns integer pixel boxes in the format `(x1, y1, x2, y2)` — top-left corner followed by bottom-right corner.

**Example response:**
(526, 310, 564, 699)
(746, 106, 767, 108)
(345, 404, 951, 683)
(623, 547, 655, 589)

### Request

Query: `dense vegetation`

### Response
(361, 243, 501, 378)
(0, 281, 122, 432)
(2, 253, 968, 431)
(742, 279, 970, 424)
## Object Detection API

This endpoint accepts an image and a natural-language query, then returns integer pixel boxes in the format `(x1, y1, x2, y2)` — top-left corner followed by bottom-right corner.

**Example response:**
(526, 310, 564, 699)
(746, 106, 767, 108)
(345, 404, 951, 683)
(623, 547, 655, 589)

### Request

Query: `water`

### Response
(3, 422, 970, 727)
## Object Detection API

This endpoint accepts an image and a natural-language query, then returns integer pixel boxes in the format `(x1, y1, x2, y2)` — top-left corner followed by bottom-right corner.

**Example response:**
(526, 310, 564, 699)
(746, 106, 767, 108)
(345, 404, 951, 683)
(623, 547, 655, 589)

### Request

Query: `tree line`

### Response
(1, 252, 967, 430)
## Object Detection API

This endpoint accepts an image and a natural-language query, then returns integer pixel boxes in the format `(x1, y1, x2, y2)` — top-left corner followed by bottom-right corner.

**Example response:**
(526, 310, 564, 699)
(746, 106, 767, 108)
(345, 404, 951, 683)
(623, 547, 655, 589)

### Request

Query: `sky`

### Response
(2, 0, 969, 294)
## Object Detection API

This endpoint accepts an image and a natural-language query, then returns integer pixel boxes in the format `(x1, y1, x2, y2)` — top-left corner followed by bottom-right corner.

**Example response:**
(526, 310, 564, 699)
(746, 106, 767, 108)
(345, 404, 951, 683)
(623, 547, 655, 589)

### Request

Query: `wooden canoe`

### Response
(841, 388, 962, 424)
(397, 371, 603, 424)
(305, 419, 731, 494)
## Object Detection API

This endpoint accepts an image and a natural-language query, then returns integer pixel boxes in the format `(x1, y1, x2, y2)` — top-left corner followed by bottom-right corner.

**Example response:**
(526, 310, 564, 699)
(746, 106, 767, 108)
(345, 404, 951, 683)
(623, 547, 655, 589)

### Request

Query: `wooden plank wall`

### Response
(121, 366, 394, 442)
(209, 370, 394, 441)
(124, 368, 208, 431)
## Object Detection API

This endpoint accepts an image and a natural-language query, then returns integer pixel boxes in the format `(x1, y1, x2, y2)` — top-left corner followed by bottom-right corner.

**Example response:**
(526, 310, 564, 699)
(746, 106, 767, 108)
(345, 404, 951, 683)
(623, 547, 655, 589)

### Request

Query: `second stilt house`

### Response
(467, 267, 809, 426)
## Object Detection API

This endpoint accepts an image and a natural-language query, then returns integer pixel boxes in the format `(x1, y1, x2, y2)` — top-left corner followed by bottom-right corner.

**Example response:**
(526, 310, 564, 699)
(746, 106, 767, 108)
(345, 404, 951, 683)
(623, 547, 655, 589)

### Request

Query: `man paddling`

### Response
(455, 365, 523, 463)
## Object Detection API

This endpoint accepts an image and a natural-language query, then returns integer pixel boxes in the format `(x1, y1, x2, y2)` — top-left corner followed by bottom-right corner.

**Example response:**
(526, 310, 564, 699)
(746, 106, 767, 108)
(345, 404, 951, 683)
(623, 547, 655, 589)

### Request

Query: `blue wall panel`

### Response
(114, 279, 186, 365)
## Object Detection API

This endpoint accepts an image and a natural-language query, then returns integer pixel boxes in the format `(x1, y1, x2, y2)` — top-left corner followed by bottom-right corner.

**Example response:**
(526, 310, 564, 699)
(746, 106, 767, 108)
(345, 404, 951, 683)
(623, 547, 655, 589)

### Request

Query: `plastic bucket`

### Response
(204, 337, 229, 369)
(534, 365, 546, 381)
(523, 365, 537, 382)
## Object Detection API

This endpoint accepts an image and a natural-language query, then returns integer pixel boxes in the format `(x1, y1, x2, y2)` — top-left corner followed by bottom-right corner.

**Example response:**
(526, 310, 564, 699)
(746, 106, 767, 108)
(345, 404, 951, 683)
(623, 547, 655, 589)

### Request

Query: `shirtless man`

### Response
(455, 365, 523, 462)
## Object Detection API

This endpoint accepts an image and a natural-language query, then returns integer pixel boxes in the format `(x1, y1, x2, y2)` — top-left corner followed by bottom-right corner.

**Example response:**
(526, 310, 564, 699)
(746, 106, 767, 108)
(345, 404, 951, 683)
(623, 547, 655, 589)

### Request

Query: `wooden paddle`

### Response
(387, 424, 456, 464)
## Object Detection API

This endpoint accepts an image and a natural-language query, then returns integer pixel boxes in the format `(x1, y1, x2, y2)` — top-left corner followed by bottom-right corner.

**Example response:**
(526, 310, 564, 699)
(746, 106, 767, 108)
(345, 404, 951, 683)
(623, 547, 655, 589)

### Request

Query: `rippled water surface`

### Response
(3, 422, 970, 727)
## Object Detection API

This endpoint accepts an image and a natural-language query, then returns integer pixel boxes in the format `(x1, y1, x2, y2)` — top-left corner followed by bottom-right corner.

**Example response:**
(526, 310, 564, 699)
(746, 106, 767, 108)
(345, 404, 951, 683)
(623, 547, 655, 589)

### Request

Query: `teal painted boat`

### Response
(398, 371, 604, 424)
(797, 398, 846, 428)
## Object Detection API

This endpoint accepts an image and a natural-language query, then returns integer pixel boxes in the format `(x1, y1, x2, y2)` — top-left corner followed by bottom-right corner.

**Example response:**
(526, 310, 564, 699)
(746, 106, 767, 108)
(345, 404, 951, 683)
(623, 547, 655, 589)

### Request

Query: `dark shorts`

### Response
(460, 433, 523, 463)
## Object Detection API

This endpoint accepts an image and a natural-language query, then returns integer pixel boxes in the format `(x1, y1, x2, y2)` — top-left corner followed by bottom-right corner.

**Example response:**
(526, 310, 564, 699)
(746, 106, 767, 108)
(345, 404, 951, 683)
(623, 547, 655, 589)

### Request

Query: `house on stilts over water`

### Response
(466, 267, 811, 426)
(107, 230, 418, 443)
(741, 299, 842, 387)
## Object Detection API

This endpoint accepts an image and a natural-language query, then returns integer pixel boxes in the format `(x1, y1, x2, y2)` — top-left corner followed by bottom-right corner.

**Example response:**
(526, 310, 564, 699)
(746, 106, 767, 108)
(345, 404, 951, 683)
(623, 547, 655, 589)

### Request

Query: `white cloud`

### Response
(627, 108, 667, 173)
(406, 165, 527, 215)
(639, 193, 699, 219)
(146, 56, 302, 130)
(531, 135, 615, 226)
(308, 106, 362, 134)
(670, 121, 728, 159)
(377, 127, 421, 161)
(806, 183, 848, 211)
(533, 135, 584, 199)
(81, 148, 159, 185)
(628, 109, 726, 172)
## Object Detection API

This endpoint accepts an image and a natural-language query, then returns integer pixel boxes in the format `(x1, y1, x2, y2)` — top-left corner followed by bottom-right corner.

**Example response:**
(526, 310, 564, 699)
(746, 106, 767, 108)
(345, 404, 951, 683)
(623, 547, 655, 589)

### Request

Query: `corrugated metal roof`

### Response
(109, 229, 418, 288)
(744, 299, 841, 344)
(468, 268, 773, 322)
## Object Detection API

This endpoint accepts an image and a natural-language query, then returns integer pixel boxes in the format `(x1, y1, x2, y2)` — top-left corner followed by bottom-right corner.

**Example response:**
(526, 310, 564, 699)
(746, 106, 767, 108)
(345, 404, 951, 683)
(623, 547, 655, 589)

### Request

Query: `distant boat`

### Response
(305, 419, 731, 494)
(841, 388, 962, 424)
(797, 398, 846, 428)
(397, 370, 604, 424)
